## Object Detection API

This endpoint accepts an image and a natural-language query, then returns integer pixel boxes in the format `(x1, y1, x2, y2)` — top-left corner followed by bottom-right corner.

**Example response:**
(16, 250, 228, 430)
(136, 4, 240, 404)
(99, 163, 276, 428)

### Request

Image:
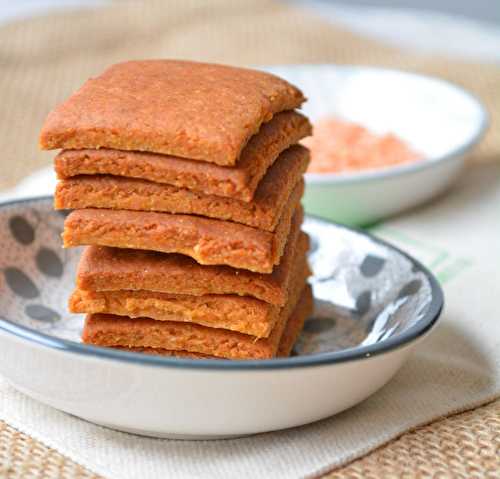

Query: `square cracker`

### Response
(76, 227, 308, 307)
(69, 253, 309, 338)
(82, 277, 312, 360)
(55, 145, 308, 232)
(54, 111, 311, 202)
(63, 194, 303, 273)
(40, 60, 305, 166)
(116, 285, 312, 359)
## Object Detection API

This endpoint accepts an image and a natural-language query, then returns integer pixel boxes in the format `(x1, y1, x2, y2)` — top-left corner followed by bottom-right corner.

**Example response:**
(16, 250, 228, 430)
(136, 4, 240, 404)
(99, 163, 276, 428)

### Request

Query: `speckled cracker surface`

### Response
(115, 286, 313, 359)
(69, 249, 307, 337)
(276, 285, 312, 357)
(82, 273, 310, 359)
(76, 227, 308, 306)
(40, 60, 305, 165)
(63, 198, 302, 273)
(55, 145, 308, 231)
(54, 112, 311, 202)
(71, 288, 280, 338)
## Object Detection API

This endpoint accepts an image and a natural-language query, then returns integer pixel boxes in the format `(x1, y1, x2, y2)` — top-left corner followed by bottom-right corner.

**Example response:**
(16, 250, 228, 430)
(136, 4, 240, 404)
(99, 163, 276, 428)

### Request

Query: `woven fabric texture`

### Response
(0, 1, 498, 478)
(326, 399, 500, 479)
(0, 400, 498, 479)
(0, 420, 99, 479)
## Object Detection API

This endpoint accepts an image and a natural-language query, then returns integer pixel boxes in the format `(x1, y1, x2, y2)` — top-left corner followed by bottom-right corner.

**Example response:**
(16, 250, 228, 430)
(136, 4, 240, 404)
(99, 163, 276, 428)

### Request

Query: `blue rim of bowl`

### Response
(0, 196, 444, 370)
(262, 64, 489, 185)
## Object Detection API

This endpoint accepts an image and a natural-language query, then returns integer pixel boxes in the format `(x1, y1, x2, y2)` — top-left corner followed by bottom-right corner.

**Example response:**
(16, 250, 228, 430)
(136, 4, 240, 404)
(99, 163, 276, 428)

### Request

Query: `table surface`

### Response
(0, 2, 498, 479)
(2, 0, 500, 63)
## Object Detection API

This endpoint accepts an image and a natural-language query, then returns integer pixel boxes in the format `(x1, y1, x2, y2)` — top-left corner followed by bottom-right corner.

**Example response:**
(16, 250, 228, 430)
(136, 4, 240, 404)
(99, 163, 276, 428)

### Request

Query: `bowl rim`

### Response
(263, 64, 489, 186)
(0, 196, 444, 370)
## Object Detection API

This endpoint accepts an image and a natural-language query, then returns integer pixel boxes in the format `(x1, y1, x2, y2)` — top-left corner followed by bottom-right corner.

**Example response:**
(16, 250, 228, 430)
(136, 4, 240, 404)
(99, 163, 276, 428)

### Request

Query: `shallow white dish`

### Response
(265, 65, 488, 226)
(0, 197, 443, 438)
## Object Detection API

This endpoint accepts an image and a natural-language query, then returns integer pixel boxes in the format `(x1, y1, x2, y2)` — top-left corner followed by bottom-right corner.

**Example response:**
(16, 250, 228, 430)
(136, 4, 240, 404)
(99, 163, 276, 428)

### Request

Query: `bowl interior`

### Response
(265, 64, 486, 162)
(0, 198, 439, 362)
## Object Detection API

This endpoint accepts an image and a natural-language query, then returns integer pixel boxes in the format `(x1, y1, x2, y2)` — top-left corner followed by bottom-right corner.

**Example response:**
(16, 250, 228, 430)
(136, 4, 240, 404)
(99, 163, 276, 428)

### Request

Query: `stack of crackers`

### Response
(39, 60, 313, 360)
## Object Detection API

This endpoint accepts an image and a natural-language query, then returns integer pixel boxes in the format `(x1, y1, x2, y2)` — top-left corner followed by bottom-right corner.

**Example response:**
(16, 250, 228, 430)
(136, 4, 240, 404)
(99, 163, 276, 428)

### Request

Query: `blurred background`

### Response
(3, 0, 500, 25)
(0, 0, 498, 193)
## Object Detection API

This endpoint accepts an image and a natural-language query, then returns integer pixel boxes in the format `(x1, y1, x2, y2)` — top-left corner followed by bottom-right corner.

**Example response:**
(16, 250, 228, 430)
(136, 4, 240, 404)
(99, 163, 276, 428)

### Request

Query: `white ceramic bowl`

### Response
(0, 198, 443, 438)
(265, 65, 489, 226)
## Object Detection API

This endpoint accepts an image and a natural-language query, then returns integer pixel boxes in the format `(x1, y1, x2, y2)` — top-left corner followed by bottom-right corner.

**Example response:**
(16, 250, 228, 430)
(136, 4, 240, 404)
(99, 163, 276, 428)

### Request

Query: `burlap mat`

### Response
(0, 1, 498, 477)
(0, 399, 498, 479)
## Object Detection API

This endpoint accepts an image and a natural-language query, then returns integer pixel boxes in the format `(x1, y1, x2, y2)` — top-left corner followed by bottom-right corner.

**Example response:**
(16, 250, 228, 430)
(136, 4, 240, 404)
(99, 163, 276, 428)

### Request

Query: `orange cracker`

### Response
(76, 226, 308, 307)
(70, 256, 308, 338)
(117, 286, 313, 359)
(82, 272, 309, 359)
(63, 196, 302, 273)
(54, 145, 308, 232)
(40, 60, 305, 166)
(276, 285, 312, 357)
(54, 112, 311, 202)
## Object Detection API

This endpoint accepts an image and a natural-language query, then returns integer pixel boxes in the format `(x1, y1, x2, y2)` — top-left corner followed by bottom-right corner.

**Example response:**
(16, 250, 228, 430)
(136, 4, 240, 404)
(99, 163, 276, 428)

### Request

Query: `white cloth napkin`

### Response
(0, 163, 498, 478)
